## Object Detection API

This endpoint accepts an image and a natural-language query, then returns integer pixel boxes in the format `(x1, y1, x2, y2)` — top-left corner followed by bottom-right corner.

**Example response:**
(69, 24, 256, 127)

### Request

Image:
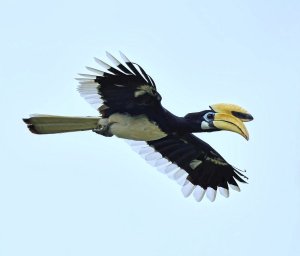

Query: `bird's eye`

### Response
(204, 112, 214, 122)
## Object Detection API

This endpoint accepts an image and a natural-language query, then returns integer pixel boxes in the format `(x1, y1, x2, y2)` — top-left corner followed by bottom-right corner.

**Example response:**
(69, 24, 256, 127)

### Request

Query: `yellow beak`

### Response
(210, 103, 253, 122)
(210, 103, 253, 140)
(213, 113, 249, 140)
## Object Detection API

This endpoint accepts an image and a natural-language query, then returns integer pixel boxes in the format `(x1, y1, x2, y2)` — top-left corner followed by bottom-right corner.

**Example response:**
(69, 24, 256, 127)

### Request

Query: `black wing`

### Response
(77, 52, 161, 117)
(127, 134, 248, 202)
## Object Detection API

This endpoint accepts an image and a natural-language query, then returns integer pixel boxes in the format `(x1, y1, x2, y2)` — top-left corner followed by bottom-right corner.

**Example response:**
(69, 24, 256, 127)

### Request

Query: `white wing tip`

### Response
(181, 181, 195, 198)
(229, 184, 241, 192)
(85, 66, 105, 76)
(206, 187, 217, 202)
(105, 51, 120, 64)
(193, 186, 205, 202)
(219, 187, 229, 198)
(119, 51, 130, 62)
(125, 140, 243, 202)
(172, 169, 187, 180)
(93, 58, 111, 70)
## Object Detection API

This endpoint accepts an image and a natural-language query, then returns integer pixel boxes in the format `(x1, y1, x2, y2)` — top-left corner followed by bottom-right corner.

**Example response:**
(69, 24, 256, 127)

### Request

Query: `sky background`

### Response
(1, 0, 300, 255)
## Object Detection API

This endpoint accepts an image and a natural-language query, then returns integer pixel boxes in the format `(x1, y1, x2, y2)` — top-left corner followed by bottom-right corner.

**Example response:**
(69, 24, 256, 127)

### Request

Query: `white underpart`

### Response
(108, 113, 166, 141)
(206, 187, 217, 202)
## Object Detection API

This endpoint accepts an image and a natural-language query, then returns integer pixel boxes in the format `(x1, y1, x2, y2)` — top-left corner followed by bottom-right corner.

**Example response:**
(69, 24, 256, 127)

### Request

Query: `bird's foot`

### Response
(92, 118, 113, 137)
(93, 125, 113, 137)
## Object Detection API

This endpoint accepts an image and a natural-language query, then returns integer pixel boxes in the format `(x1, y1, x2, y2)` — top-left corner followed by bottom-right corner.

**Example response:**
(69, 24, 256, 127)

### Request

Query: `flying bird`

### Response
(23, 52, 253, 202)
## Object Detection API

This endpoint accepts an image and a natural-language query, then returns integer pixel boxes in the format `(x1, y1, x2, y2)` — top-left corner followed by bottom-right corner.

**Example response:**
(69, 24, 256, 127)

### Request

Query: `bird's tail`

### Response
(23, 115, 100, 134)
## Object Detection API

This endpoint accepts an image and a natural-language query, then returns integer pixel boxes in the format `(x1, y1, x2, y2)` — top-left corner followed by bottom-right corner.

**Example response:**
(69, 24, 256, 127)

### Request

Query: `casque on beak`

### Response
(209, 103, 253, 140)
(210, 103, 253, 122)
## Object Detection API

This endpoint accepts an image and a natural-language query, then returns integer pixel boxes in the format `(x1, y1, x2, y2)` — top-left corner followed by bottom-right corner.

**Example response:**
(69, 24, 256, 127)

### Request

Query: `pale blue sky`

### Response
(1, 1, 300, 255)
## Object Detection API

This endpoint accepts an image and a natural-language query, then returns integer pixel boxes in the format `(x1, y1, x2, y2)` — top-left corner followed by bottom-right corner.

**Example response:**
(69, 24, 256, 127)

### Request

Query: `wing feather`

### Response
(127, 134, 248, 202)
(77, 52, 161, 116)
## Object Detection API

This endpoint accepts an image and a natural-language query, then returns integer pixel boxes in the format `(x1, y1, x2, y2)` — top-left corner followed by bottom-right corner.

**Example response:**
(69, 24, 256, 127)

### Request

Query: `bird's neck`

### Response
(160, 108, 199, 135)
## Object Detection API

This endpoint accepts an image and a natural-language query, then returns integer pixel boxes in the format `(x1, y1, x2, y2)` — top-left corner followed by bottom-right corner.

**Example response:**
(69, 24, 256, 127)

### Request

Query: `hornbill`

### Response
(23, 52, 253, 202)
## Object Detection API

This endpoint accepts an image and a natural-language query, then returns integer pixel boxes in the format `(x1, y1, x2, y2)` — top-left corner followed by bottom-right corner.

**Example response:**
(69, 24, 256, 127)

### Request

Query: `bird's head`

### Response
(184, 103, 253, 140)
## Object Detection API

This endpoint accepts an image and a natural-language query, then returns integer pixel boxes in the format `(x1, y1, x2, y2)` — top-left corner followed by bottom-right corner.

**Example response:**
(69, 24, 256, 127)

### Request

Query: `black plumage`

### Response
(77, 52, 251, 200)
(147, 134, 247, 191)
(24, 51, 253, 202)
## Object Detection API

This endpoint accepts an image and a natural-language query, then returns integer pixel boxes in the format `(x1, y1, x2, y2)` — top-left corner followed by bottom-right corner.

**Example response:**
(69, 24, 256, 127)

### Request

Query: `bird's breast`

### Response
(108, 113, 167, 141)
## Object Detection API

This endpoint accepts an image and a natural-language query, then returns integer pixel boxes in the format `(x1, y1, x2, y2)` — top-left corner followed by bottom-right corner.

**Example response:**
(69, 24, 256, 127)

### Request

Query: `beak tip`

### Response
(244, 134, 250, 141)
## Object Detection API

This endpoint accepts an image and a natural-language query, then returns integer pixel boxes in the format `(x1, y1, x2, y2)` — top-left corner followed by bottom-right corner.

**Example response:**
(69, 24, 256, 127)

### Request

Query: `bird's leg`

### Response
(93, 118, 113, 137)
